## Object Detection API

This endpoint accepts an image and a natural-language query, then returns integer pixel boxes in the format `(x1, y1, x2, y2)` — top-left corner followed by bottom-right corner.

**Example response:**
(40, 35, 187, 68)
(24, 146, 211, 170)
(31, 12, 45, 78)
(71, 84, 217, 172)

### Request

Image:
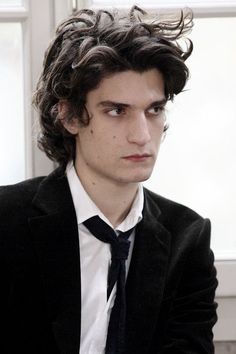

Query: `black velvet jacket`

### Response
(0, 167, 218, 354)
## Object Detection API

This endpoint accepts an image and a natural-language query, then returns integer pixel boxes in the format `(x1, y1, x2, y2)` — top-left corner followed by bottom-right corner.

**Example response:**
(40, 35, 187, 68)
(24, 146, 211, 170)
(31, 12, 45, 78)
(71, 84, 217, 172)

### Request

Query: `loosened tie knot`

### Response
(111, 238, 130, 260)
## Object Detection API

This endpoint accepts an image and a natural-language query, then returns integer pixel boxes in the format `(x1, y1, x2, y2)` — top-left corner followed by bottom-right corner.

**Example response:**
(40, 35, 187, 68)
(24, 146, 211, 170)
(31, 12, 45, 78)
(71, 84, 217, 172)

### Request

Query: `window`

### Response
(0, 0, 72, 184)
(0, 3, 25, 185)
(0, 0, 22, 6)
(0, 22, 24, 184)
(145, 16, 236, 261)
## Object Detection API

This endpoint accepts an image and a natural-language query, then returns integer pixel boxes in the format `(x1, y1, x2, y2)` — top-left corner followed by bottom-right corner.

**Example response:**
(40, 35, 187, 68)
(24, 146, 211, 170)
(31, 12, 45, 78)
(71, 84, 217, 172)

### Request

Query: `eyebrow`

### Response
(97, 99, 167, 109)
(97, 101, 130, 108)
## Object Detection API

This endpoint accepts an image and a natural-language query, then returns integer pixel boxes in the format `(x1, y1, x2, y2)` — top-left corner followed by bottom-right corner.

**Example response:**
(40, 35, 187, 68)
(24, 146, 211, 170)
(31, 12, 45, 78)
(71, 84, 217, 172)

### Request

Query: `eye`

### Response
(147, 105, 165, 117)
(106, 106, 126, 117)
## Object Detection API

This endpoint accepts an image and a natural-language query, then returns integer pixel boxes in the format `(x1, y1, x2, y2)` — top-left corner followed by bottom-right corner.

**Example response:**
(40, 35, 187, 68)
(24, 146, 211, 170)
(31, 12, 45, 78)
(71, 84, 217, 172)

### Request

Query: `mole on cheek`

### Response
(113, 135, 116, 139)
(90, 129, 94, 134)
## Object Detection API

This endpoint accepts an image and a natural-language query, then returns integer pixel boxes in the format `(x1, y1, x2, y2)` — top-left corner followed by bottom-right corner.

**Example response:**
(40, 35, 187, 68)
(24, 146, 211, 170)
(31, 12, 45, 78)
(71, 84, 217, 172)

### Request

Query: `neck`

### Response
(74, 168, 139, 229)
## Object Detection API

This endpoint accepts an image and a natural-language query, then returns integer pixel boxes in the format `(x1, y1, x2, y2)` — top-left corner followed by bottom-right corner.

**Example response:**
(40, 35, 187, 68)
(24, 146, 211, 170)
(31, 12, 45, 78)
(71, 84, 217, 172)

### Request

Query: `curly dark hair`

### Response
(33, 6, 193, 166)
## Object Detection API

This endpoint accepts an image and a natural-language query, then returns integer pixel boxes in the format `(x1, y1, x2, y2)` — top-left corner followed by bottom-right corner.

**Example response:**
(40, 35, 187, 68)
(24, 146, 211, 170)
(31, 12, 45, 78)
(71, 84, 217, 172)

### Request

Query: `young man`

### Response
(0, 6, 217, 354)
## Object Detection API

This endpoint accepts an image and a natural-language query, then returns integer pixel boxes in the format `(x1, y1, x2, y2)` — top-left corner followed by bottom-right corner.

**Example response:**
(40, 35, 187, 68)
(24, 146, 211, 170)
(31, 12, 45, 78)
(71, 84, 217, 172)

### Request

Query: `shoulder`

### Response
(144, 187, 204, 220)
(0, 166, 67, 219)
(0, 177, 47, 258)
(0, 176, 45, 195)
(143, 189, 213, 275)
(0, 177, 45, 219)
(143, 187, 209, 235)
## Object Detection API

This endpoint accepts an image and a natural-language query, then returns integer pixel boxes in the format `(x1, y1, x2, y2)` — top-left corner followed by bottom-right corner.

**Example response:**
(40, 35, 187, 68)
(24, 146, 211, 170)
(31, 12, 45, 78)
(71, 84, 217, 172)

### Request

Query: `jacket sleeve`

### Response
(158, 218, 218, 354)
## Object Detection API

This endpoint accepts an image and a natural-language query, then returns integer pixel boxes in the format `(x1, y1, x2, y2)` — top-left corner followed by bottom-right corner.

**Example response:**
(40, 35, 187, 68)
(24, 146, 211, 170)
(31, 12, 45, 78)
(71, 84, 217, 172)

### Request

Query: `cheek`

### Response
(151, 123, 165, 141)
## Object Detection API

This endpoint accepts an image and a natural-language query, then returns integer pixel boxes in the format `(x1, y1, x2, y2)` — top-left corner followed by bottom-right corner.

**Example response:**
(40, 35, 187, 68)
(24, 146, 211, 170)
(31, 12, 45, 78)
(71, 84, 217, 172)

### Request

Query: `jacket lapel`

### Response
(28, 168, 81, 354)
(125, 189, 171, 354)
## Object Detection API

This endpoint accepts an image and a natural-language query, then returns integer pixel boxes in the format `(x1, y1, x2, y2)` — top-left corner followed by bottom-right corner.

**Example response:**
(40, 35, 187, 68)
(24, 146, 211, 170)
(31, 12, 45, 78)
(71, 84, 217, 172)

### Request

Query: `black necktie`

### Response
(83, 216, 134, 354)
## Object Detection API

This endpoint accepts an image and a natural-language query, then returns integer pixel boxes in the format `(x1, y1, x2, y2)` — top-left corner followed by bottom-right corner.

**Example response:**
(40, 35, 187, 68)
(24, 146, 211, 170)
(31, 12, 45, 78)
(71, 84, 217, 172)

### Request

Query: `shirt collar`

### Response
(66, 161, 143, 232)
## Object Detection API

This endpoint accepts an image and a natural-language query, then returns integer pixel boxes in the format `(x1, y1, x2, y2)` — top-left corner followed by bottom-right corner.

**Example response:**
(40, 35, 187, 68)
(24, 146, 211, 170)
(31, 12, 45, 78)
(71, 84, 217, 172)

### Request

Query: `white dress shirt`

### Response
(66, 161, 144, 354)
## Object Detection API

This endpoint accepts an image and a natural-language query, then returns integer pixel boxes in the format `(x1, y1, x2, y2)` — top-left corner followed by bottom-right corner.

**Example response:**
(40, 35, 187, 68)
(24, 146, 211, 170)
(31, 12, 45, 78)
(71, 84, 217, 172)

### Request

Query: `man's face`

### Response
(73, 69, 166, 186)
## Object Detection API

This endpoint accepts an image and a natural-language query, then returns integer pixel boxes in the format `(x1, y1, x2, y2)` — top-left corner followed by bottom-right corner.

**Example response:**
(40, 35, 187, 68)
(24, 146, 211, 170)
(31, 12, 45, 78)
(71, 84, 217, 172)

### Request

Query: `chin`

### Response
(134, 169, 154, 182)
(123, 172, 153, 184)
(134, 175, 151, 183)
(114, 167, 154, 184)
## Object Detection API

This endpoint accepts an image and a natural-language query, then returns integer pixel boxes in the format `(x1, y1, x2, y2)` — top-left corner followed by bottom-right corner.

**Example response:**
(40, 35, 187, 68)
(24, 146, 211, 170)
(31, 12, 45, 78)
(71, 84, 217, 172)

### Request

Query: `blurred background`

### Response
(0, 0, 235, 351)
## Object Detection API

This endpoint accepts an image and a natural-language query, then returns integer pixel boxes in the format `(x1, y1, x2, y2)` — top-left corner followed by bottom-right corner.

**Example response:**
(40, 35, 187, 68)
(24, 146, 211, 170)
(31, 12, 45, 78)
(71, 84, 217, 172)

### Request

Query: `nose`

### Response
(127, 112, 151, 146)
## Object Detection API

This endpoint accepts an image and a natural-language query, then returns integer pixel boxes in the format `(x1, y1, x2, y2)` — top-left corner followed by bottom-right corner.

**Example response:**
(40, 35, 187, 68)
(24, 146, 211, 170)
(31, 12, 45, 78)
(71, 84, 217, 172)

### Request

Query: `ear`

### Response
(58, 100, 79, 135)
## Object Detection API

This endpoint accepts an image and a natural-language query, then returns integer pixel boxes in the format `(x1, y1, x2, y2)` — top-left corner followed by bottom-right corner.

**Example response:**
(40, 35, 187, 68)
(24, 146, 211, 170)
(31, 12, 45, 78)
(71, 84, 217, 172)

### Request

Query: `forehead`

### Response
(87, 69, 165, 105)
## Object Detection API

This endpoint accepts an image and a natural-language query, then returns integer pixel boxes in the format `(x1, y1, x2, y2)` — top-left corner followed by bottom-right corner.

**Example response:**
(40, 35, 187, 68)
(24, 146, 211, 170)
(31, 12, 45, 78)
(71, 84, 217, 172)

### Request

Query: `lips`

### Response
(122, 154, 152, 162)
